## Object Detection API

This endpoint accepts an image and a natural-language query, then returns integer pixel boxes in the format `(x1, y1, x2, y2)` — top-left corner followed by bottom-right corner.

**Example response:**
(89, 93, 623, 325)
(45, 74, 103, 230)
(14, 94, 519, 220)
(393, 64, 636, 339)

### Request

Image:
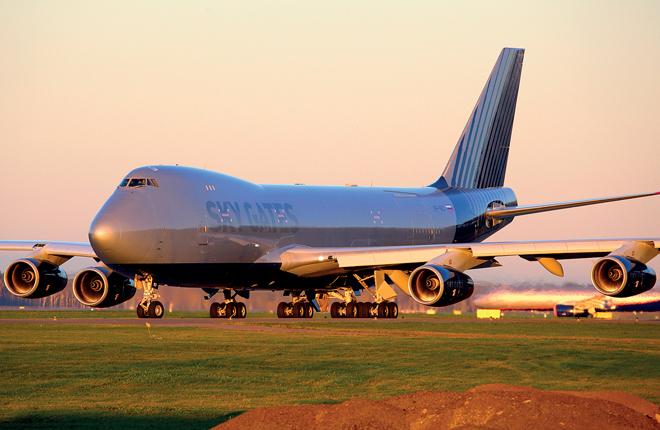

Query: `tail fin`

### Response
(431, 48, 524, 189)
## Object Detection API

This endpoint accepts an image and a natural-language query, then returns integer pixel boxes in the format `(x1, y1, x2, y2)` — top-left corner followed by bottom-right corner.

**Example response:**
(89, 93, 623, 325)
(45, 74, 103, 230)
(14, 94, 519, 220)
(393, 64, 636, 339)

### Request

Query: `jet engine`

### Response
(408, 264, 474, 307)
(73, 267, 135, 308)
(591, 256, 656, 298)
(3, 258, 67, 299)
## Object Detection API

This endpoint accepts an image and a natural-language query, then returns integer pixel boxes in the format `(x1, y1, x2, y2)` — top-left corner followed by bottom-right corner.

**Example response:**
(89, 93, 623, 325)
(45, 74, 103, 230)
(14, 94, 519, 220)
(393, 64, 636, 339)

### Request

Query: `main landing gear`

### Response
(330, 301, 398, 319)
(210, 289, 247, 319)
(326, 286, 399, 319)
(135, 274, 164, 319)
(277, 293, 315, 319)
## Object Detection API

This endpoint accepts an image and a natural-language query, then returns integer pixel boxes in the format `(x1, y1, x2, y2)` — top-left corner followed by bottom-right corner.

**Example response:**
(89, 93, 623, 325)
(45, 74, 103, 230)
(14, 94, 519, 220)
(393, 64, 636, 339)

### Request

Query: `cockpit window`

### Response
(119, 178, 159, 188)
(128, 178, 147, 187)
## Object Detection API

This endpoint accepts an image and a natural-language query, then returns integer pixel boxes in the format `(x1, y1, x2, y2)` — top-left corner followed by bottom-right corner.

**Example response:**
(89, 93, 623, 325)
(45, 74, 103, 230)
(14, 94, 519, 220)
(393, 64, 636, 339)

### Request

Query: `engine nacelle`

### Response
(408, 264, 474, 307)
(73, 267, 135, 308)
(3, 258, 67, 299)
(591, 256, 656, 298)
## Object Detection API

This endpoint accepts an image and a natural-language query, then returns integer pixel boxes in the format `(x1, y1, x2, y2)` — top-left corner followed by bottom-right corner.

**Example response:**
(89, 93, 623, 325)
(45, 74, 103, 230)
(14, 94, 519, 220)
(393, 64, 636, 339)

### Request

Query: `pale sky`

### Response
(0, 0, 658, 283)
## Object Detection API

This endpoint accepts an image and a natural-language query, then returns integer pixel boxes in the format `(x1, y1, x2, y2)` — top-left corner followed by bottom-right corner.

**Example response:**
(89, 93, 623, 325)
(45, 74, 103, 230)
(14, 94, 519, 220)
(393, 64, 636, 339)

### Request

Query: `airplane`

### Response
(473, 289, 660, 317)
(1, 47, 658, 319)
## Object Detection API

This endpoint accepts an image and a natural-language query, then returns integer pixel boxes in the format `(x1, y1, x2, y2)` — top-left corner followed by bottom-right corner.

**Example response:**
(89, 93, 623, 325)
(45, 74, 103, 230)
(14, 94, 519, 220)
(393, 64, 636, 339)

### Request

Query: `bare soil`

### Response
(214, 384, 660, 430)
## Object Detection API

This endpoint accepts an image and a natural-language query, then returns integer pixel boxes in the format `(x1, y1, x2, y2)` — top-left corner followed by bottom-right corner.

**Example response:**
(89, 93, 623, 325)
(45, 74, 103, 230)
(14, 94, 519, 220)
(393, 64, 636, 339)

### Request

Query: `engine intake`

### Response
(408, 264, 474, 307)
(73, 267, 135, 308)
(3, 259, 67, 299)
(591, 256, 656, 298)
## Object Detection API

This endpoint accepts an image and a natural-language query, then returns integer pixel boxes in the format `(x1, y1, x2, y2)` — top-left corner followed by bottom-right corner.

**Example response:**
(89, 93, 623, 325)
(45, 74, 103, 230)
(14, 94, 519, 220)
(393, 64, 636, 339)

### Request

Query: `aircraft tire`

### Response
(236, 302, 247, 319)
(210, 302, 221, 318)
(137, 305, 146, 319)
(345, 302, 357, 318)
(330, 302, 340, 318)
(277, 302, 287, 318)
(356, 302, 365, 318)
(371, 303, 379, 318)
(363, 302, 371, 318)
(377, 302, 389, 319)
(225, 302, 236, 318)
(387, 302, 398, 319)
(217, 302, 227, 318)
(292, 302, 305, 318)
(304, 303, 314, 318)
(149, 301, 165, 319)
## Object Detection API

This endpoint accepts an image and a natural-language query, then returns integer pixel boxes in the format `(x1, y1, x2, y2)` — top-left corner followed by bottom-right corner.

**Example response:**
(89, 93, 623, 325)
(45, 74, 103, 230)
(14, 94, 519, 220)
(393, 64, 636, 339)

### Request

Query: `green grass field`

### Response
(0, 310, 658, 429)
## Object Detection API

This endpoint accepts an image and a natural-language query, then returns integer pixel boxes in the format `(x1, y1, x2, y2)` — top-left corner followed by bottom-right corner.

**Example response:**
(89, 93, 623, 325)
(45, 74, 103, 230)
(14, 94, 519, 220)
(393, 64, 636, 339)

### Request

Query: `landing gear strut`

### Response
(135, 274, 164, 319)
(210, 289, 247, 319)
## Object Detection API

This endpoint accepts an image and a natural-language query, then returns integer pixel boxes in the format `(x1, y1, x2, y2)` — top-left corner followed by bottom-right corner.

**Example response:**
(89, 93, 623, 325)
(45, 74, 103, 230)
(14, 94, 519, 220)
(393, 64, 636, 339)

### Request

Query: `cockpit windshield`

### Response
(118, 178, 159, 188)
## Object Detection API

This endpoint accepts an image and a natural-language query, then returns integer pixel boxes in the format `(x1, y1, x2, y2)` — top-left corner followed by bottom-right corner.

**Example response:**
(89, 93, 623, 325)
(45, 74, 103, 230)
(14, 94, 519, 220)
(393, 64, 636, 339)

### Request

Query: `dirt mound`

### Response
(214, 385, 660, 430)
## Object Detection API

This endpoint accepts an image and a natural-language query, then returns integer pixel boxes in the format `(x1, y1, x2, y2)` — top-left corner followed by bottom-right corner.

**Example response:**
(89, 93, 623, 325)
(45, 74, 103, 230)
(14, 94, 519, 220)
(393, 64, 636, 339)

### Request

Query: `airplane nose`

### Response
(88, 188, 161, 264)
(89, 210, 122, 254)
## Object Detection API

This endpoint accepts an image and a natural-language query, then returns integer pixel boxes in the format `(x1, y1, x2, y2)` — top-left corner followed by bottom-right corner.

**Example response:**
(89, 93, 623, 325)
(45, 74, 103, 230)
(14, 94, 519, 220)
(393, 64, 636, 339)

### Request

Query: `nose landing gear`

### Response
(135, 274, 164, 319)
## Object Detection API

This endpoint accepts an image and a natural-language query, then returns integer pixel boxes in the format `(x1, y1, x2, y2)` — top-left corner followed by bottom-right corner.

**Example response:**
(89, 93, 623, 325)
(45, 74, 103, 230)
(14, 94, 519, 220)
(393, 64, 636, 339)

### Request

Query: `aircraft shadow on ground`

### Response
(0, 411, 244, 430)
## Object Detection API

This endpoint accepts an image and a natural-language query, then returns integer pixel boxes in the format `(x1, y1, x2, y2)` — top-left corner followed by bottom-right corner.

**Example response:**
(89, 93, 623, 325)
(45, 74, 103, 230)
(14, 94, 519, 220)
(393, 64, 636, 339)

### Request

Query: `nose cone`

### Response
(89, 192, 159, 264)
(89, 210, 122, 255)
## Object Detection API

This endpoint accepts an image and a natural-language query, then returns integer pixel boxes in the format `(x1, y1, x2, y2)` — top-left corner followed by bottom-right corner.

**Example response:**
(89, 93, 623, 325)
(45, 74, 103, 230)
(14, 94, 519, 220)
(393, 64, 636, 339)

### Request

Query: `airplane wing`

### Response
(0, 241, 97, 260)
(269, 238, 660, 277)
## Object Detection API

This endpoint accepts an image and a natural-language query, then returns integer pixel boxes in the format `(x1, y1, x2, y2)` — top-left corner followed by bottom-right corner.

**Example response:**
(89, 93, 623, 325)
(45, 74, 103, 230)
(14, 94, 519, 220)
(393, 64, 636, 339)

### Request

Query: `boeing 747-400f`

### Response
(2, 48, 658, 319)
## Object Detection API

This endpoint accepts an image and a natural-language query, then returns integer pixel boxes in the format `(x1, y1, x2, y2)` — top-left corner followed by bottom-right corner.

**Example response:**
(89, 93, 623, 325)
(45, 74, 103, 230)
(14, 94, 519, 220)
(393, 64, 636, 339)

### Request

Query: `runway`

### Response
(1, 314, 657, 342)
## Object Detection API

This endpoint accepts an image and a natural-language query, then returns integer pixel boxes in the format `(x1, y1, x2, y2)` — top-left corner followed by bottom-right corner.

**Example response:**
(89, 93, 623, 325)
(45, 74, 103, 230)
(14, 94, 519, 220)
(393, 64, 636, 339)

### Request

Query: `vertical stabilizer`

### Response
(431, 48, 524, 189)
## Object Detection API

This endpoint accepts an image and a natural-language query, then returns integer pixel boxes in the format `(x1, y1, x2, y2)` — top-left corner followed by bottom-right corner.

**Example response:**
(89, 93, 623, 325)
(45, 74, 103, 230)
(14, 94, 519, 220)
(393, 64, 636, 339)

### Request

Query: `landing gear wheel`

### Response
(357, 302, 368, 318)
(225, 302, 236, 318)
(304, 303, 314, 318)
(377, 302, 389, 318)
(137, 304, 146, 318)
(330, 302, 340, 318)
(387, 302, 398, 319)
(217, 302, 227, 317)
(148, 301, 164, 319)
(277, 302, 287, 318)
(236, 302, 247, 319)
(345, 302, 357, 319)
(292, 302, 305, 318)
(210, 302, 221, 318)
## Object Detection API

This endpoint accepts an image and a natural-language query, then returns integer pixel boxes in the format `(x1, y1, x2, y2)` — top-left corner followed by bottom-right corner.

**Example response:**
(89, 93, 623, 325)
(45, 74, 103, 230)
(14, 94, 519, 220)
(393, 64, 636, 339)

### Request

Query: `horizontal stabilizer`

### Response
(485, 191, 659, 219)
